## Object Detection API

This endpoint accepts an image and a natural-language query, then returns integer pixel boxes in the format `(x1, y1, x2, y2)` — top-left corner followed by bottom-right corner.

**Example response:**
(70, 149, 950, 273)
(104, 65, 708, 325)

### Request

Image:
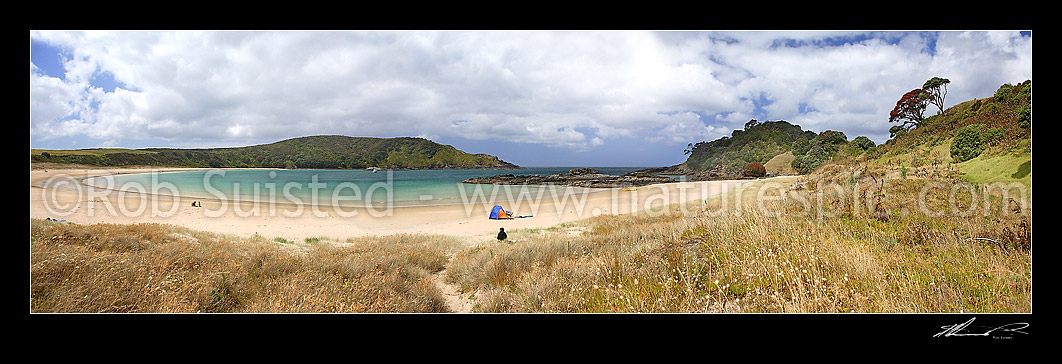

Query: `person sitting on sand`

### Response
(497, 227, 507, 241)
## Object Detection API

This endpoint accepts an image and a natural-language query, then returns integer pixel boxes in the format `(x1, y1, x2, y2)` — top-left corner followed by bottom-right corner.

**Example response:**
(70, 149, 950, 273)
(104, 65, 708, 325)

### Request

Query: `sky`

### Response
(29, 30, 1033, 167)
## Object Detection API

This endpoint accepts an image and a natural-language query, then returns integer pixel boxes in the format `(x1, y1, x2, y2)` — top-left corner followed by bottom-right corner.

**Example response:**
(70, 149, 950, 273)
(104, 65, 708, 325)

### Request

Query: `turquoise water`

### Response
(86, 167, 652, 207)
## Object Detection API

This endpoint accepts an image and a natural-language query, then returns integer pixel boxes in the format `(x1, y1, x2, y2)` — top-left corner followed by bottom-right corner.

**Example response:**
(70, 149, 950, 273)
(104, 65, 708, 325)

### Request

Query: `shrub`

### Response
(865, 146, 883, 159)
(743, 162, 766, 177)
(983, 127, 1005, 146)
(852, 136, 876, 150)
(993, 83, 1015, 103)
(791, 139, 835, 174)
(992, 81, 1031, 105)
(816, 130, 848, 144)
(950, 124, 984, 162)
(791, 138, 811, 156)
(1016, 105, 1031, 128)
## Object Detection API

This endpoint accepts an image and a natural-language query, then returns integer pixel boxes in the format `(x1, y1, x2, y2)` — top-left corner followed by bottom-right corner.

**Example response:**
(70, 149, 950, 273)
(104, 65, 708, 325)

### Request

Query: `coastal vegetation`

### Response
(676, 78, 1030, 183)
(680, 119, 816, 176)
(29, 80, 1031, 313)
(30, 135, 520, 170)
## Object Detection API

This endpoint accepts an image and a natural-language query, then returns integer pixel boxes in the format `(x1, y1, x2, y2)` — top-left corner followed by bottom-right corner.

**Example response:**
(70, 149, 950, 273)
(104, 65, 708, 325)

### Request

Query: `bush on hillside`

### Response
(791, 139, 837, 174)
(791, 138, 811, 156)
(816, 130, 848, 145)
(993, 82, 1030, 105)
(950, 124, 984, 163)
(983, 127, 1005, 146)
(1016, 105, 1031, 129)
(852, 136, 876, 150)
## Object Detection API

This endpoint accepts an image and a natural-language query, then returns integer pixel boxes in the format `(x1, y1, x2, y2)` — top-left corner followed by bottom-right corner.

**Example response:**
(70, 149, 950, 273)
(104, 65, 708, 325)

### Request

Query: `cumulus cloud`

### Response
(29, 30, 1032, 152)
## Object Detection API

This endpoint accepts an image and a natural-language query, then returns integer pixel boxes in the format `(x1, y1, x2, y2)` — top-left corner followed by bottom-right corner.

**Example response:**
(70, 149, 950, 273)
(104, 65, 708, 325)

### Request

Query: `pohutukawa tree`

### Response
(922, 77, 950, 114)
(889, 88, 931, 134)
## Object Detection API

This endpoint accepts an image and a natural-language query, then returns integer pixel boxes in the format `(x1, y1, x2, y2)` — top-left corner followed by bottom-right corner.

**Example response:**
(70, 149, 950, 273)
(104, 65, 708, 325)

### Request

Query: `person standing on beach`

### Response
(497, 227, 507, 241)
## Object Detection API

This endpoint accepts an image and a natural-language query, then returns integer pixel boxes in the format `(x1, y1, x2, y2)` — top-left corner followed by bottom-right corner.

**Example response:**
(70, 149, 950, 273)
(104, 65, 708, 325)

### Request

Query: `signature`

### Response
(934, 317, 1029, 338)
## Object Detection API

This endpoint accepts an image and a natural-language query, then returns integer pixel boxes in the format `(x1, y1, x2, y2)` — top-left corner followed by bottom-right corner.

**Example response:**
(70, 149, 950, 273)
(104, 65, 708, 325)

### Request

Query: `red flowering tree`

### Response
(889, 88, 930, 132)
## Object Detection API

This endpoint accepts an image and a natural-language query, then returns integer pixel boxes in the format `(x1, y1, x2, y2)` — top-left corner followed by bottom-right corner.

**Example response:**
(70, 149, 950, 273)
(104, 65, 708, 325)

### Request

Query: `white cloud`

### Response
(29, 30, 1032, 151)
(30, 70, 80, 129)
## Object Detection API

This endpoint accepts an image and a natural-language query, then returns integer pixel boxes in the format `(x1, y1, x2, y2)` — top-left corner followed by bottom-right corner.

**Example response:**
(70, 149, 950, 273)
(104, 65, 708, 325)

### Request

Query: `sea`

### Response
(85, 167, 654, 207)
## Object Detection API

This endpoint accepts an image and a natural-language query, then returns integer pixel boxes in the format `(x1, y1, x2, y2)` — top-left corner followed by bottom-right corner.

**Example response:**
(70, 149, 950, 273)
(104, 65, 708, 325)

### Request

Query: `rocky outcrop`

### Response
(462, 169, 675, 188)
(627, 165, 757, 182)
(685, 166, 735, 181)
(567, 167, 600, 176)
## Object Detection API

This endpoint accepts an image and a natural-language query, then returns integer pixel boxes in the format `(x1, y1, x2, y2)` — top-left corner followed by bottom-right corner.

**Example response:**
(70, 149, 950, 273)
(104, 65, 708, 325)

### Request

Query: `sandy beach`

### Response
(30, 167, 749, 244)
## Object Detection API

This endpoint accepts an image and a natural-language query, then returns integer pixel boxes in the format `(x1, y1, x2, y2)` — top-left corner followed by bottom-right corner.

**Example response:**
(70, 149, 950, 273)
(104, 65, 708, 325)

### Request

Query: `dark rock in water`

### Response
(462, 168, 675, 188)
(568, 167, 599, 175)
(626, 165, 758, 182)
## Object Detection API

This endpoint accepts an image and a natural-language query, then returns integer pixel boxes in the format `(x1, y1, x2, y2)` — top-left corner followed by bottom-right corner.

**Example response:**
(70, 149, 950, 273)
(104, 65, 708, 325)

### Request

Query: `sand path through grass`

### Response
(432, 251, 476, 313)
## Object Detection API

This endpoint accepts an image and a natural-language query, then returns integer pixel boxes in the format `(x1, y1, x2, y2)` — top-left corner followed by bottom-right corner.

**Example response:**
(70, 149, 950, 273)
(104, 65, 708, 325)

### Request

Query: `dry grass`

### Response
(445, 167, 1032, 313)
(29, 221, 461, 313)
(763, 152, 797, 175)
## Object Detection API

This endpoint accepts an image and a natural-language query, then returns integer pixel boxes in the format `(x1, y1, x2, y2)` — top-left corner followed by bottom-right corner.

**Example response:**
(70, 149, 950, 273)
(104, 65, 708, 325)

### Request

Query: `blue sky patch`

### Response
(30, 40, 67, 80)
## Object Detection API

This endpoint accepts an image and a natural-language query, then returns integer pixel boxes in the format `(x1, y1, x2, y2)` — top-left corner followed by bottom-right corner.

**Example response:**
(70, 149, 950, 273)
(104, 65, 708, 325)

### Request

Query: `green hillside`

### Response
(864, 79, 1032, 190)
(679, 119, 818, 175)
(677, 79, 1031, 187)
(31, 135, 521, 170)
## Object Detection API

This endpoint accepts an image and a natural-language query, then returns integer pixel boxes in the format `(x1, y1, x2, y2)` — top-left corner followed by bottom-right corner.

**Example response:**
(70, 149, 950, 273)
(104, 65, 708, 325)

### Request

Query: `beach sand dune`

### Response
(30, 168, 748, 244)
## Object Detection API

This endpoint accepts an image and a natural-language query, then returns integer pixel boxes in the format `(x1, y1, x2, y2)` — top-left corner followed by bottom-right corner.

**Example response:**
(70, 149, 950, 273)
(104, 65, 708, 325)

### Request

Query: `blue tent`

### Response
(489, 205, 512, 219)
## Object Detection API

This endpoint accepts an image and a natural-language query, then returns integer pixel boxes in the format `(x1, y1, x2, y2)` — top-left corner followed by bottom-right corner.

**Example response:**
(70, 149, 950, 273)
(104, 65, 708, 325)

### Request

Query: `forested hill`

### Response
(677, 120, 820, 175)
(676, 79, 1031, 181)
(31, 135, 522, 170)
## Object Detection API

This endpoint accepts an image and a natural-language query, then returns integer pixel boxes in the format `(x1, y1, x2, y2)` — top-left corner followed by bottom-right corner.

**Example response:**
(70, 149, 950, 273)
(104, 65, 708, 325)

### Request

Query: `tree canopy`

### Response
(889, 88, 931, 132)
(922, 77, 950, 115)
(888, 77, 951, 137)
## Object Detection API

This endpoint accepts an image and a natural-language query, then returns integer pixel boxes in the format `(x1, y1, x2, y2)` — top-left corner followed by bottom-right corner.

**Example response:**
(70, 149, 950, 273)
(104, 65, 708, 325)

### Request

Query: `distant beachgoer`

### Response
(497, 227, 507, 241)
(196, 201, 202, 207)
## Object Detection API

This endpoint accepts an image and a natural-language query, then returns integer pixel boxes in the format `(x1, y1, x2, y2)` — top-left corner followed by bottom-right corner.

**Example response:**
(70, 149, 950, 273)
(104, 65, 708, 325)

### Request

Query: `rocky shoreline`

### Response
(461, 167, 676, 188)
(627, 166, 764, 182)
(637, 166, 750, 181)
